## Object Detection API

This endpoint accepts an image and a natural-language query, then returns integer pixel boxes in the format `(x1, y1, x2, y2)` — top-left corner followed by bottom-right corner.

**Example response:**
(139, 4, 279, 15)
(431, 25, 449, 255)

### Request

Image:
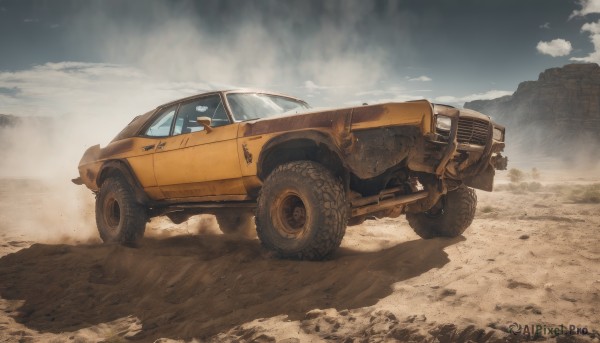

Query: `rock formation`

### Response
(465, 63, 600, 162)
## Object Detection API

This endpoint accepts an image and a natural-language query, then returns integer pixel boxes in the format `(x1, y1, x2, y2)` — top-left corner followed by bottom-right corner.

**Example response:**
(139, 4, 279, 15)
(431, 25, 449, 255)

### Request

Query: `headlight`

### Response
(435, 115, 452, 132)
(493, 127, 504, 141)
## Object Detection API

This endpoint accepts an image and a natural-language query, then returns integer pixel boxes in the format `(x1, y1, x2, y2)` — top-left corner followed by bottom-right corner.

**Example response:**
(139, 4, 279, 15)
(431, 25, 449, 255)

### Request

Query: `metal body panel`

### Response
(350, 101, 434, 133)
(153, 124, 245, 198)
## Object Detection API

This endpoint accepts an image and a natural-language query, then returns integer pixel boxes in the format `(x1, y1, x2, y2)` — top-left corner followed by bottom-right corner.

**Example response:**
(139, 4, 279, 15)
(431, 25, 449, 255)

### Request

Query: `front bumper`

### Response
(430, 105, 507, 191)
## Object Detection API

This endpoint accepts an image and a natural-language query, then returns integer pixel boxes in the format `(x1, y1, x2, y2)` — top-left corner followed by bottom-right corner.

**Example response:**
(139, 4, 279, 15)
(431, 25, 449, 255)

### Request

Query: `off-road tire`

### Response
(216, 211, 256, 238)
(95, 176, 147, 245)
(256, 161, 347, 260)
(406, 185, 476, 239)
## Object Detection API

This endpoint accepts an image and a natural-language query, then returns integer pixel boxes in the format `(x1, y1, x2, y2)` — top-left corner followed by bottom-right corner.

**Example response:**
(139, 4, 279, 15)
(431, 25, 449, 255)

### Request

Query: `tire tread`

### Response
(95, 176, 147, 245)
(407, 185, 476, 239)
(255, 161, 347, 260)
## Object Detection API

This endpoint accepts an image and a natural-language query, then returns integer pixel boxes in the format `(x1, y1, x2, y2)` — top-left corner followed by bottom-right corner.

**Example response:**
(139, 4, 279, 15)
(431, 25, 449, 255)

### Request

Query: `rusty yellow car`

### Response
(73, 90, 507, 260)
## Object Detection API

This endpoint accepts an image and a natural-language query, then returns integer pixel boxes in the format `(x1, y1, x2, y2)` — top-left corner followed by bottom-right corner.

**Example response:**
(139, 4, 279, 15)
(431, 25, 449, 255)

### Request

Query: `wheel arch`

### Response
(256, 131, 348, 182)
(96, 159, 150, 205)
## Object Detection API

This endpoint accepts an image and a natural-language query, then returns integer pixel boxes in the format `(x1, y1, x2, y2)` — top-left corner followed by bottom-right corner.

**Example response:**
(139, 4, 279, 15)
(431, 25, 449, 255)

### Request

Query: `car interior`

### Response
(174, 96, 231, 135)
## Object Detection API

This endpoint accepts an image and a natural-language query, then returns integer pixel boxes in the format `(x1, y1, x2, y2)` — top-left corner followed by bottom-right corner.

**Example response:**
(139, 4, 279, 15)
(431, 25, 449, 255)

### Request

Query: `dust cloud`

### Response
(74, 0, 415, 105)
(486, 111, 600, 172)
(0, 117, 99, 243)
(0, 69, 186, 243)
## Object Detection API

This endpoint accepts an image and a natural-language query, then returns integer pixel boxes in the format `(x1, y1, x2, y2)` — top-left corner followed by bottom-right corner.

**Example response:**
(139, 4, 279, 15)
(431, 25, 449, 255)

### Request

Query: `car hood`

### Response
(434, 104, 491, 122)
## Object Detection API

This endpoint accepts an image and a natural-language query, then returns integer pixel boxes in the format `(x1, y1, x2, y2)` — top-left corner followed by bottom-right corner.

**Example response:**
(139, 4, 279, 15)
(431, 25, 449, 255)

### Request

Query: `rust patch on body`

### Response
(345, 126, 418, 179)
(242, 143, 253, 164)
(99, 139, 134, 159)
(350, 104, 388, 124)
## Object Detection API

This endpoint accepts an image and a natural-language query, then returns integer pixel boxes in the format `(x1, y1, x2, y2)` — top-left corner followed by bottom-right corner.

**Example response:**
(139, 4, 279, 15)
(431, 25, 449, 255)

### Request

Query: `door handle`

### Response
(156, 142, 167, 150)
(142, 144, 155, 151)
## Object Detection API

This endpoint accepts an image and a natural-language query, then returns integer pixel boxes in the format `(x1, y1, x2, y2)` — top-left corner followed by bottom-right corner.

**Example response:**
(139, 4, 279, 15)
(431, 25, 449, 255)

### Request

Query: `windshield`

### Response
(226, 93, 310, 121)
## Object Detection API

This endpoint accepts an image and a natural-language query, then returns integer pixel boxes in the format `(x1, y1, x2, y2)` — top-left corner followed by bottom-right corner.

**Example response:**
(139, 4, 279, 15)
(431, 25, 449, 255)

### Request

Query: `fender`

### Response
(256, 130, 347, 180)
(97, 160, 151, 205)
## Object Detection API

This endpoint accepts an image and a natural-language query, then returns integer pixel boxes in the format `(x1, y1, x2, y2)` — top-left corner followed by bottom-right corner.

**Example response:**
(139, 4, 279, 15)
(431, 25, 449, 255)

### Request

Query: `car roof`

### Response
(111, 90, 307, 143)
(156, 89, 307, 109)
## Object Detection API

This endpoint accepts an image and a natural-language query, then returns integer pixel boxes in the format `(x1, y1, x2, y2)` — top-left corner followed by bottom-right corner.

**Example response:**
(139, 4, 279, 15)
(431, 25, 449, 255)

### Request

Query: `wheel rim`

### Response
(103, 195, 121, 229)
(272, 190, 309, 238)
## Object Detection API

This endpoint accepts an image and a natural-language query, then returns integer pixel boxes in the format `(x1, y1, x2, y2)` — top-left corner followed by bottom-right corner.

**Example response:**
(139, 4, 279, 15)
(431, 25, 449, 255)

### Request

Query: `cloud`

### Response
(581, 20, 600, 34)
(536, 39, 573, 57)
(434, 90, 513, 105)
(569, 0, 600, 62)
(539, 22, 551, 29)
(570, 0, 600, 18)
(408, 76, 432, 82)
(567, 1, 600, 62)
(0, 86, 20, 97)
(570, 20, 600, 62)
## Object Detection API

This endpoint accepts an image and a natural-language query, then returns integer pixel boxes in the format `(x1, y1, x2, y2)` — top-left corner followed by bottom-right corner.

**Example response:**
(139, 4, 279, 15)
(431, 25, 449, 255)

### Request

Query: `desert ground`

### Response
(0, 169, 599, 342)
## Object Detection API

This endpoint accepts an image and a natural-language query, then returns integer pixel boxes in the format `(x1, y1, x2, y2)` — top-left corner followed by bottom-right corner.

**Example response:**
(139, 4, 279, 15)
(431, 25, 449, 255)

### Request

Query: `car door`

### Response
(126, 105, 178, 200)
(153, 94, 246, 199)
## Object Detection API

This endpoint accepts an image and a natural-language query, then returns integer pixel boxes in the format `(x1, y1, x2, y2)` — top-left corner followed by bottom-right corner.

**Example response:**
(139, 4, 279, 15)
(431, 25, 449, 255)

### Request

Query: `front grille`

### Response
(457, 118, 489, 146)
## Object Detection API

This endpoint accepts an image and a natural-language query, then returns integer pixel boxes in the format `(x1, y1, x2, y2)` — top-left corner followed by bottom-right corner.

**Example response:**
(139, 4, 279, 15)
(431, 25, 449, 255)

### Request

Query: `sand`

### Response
(0, 170, 599, 342)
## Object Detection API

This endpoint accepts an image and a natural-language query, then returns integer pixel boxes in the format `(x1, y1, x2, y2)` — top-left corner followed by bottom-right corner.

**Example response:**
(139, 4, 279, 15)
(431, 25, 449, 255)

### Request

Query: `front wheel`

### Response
(95, 176, 147, 246)
(256, 161, 347, 260)
(406, 185, 476, 239)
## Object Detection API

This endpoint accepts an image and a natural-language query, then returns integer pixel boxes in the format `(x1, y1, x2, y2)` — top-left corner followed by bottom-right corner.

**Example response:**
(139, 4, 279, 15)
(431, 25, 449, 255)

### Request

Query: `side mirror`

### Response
(196, 116, 213, 133)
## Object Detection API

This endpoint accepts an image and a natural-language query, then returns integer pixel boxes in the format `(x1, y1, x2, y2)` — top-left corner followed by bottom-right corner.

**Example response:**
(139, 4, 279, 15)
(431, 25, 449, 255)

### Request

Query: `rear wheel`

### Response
(406, 185, 476, 239)
(256, 161, 347, 260)
(95, 177, 147, 245)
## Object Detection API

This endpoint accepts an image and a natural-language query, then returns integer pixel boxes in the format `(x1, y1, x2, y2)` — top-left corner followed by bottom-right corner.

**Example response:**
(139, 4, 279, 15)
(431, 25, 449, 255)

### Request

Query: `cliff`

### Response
(465, 63, 600, 162)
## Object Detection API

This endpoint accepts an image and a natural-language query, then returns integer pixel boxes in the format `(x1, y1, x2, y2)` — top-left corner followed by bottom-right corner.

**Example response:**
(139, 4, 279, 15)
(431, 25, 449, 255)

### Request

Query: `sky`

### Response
(1, 0, 600, 119)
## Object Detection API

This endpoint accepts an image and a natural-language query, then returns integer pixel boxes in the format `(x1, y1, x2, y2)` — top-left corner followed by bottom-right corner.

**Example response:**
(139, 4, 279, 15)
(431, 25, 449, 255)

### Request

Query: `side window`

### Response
(145, 106, 177, 137)
(211, 101, 230, 128)
(173, 95, 231, 135)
